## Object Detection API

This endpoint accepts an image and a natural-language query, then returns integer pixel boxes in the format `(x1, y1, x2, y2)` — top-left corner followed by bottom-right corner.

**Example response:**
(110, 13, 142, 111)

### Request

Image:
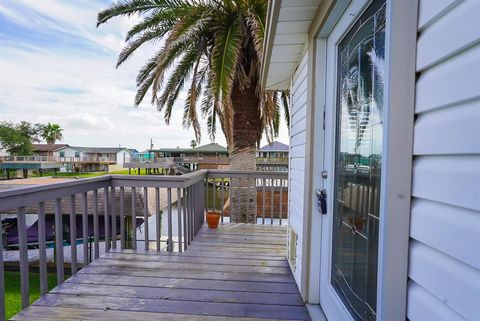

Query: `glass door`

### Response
(319, 1, 386, 320)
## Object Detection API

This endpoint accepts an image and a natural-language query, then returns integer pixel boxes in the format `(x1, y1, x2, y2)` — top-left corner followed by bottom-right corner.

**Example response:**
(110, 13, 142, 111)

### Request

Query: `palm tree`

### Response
(98, 0, 289, 223)
(41, 123, 63, 156)
(190, 140, 197, 149)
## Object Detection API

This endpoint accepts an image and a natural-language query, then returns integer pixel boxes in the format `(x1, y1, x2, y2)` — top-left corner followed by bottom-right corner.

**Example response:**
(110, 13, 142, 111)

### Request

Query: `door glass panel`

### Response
(331, 1, 386, 320)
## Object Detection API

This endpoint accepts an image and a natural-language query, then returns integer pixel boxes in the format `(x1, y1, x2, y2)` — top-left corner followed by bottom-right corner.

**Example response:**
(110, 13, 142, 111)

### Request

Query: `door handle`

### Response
(316, 189, 327, 214)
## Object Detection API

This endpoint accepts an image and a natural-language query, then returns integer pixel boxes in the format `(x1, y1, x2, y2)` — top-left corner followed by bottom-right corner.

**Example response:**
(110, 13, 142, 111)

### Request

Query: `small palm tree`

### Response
(98, 0, 289, 222)
(41, 123, 63, 156)
(190, 140, 197, 149)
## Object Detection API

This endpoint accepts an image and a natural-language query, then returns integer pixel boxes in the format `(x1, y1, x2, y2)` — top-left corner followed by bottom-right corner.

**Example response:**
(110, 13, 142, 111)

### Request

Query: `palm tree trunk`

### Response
(229, 84, 261, 223)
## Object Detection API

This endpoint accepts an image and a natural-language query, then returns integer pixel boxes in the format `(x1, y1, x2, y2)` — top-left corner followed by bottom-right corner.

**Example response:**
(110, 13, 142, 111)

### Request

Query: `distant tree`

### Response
(41, 123, 63, 156)
(190, 140, 197, 149)
(0, 121, 42, 155)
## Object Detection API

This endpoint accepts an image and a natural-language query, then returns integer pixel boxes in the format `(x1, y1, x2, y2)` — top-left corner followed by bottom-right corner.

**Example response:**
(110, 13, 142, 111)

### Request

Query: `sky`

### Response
(0, 0, 289, 151)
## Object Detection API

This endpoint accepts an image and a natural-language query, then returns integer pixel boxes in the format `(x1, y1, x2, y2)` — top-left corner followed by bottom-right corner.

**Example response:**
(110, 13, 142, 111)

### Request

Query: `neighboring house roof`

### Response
(152, 143, 229, 154)
(260, 141, 289, 152)
(194, 143, 228, 153)
(54, 146, 130, 153)
(33, 144, 69, 153)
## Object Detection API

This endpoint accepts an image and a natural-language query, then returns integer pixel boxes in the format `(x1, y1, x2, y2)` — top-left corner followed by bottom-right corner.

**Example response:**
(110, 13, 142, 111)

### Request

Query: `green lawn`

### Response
(5, 271, 57, 319)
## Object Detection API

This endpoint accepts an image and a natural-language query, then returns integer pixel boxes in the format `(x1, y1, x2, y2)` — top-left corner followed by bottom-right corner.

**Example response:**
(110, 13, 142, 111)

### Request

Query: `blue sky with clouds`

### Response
(0, 0, 288, 151)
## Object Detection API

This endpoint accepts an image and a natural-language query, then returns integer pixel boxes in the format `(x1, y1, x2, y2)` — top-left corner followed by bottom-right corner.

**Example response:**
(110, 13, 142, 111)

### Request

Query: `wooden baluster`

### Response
(38, 202, 47, 295)
(131, 187, 137, 250)
(220, 178, 224, 223)
(212, 178, 216, 213)
(182, 188, 188, 249)
(54, 198, 64, 284)
(120, 187, 125, 250)
(270, 179, 274, 225)
(104, 187, 110, 251)
(0, 213, 4, 321)
(81, 193, 88, 265)
(279, 179, 284, 226)
(155, 188, 161, 251)
(177, 188, 182, 252)
(17, 207, 29, 308)
(111, 187, 116, 250)
(189, 186, 193, 241)
(143, 187, 149, 251)
(205, 178, 209, 212)
(262, 178, 266, 225)
(69, 195, 77, 274)
(167, 188, 173, 252)
(228, 178, 232, 223)
(93, 190, 100, 259)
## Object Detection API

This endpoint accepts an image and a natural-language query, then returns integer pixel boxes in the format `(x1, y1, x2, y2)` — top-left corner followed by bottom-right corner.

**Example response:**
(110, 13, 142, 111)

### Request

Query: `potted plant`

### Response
(206, 211, 221, 229)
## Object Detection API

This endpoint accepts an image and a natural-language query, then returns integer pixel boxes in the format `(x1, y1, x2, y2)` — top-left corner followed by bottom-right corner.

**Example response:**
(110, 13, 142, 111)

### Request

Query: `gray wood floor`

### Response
(11, 223, 310, 321)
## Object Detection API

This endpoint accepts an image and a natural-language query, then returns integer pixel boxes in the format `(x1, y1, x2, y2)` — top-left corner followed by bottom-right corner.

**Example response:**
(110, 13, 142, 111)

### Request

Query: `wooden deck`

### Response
(11, 223, 310, 321)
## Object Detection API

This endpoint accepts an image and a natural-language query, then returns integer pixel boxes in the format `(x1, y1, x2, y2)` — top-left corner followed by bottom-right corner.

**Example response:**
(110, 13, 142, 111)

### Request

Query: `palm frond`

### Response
(97, 0, 176, 27)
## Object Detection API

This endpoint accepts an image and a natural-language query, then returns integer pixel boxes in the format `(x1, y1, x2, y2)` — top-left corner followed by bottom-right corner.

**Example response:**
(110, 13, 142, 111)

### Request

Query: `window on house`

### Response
(75, 152, 80, 158)
(59, 151, 65, 158)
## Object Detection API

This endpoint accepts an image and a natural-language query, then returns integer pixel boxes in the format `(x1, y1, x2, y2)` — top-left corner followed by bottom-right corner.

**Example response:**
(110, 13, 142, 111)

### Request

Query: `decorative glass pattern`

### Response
(331, 1, 386, 320)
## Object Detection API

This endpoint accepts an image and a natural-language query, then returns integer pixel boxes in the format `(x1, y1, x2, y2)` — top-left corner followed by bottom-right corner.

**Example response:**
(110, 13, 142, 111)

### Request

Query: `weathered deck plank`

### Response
(12, 223, 310, 321)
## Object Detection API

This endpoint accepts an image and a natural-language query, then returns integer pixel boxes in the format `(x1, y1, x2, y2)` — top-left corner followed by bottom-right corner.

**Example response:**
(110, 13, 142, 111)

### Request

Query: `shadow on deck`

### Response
(11, 223, 310, 321)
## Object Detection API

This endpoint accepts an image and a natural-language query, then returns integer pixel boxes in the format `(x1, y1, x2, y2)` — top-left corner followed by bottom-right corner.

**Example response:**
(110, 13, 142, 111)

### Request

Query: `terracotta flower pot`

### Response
(206, 212, 221, 229)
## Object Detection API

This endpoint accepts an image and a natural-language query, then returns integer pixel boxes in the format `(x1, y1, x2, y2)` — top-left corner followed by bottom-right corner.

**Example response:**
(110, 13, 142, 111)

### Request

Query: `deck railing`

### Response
(0, 156, 118, 163)
(0, 169, 287, 320)
(206, 170, 288, 225)
(0, 171, 206, 320)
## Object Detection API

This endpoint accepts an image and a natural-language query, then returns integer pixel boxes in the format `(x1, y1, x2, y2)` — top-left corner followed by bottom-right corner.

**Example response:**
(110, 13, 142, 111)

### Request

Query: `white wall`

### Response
(288, 51, 309, 285)
(116, 150, 130, 165)
(407, 1, 480, 320)
(53, 147, 84, 158)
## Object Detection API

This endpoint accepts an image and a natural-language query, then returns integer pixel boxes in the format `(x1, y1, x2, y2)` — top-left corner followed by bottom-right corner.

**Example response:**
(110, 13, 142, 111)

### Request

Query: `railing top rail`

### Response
(206, 170, 288, 179)
(110, 170, 207, 188)
(0, 176, 111, 212)
(0, 169, 287, 212)
(0, 171, 208, 211)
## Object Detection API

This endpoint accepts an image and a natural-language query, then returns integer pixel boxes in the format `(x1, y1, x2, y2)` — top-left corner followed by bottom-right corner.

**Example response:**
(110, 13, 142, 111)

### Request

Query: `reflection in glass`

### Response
(331, 1, 386, 320)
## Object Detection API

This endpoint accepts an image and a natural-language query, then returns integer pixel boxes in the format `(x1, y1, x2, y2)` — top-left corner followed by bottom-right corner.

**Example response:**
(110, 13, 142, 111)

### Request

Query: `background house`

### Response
(32, 144, 69, 157)
(53, 146, 132, 172)
(150, 143, 229, 170)
(257, 141, 289, 171)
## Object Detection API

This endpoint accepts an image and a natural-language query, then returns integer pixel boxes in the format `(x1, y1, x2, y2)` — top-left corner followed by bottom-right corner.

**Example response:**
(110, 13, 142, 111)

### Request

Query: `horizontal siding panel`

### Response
(291, 117, 307, 136)
(292, 72, 308, 98)
(407, 282, 467, 321)
(418, 0, 460, 30)
(289, 157, 305, 171)
(410, 199, 480, 269)
(292, 52, 308, 85)
(412, 155, 480, 211)
(413, 99, 480, 155)
(290, 144, 306, 158)
(290, 131, 306, 147)
(291, 104, 307, 125)
(415, 43, 480, 113)
(290, 170, 305, 187)
(417, 0, 480, 71)
(409, 241, 480, 320)
(292, 89, 307, 111)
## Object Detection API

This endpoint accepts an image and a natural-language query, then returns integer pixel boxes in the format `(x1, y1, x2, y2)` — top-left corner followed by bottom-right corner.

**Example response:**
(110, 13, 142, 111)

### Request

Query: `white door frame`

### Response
(308, 0, 418, 320)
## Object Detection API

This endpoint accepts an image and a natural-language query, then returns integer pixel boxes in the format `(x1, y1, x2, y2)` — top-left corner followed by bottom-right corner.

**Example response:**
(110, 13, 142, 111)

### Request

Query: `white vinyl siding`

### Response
(408, 1, 480, 320)
(288, 50, 308, 284)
